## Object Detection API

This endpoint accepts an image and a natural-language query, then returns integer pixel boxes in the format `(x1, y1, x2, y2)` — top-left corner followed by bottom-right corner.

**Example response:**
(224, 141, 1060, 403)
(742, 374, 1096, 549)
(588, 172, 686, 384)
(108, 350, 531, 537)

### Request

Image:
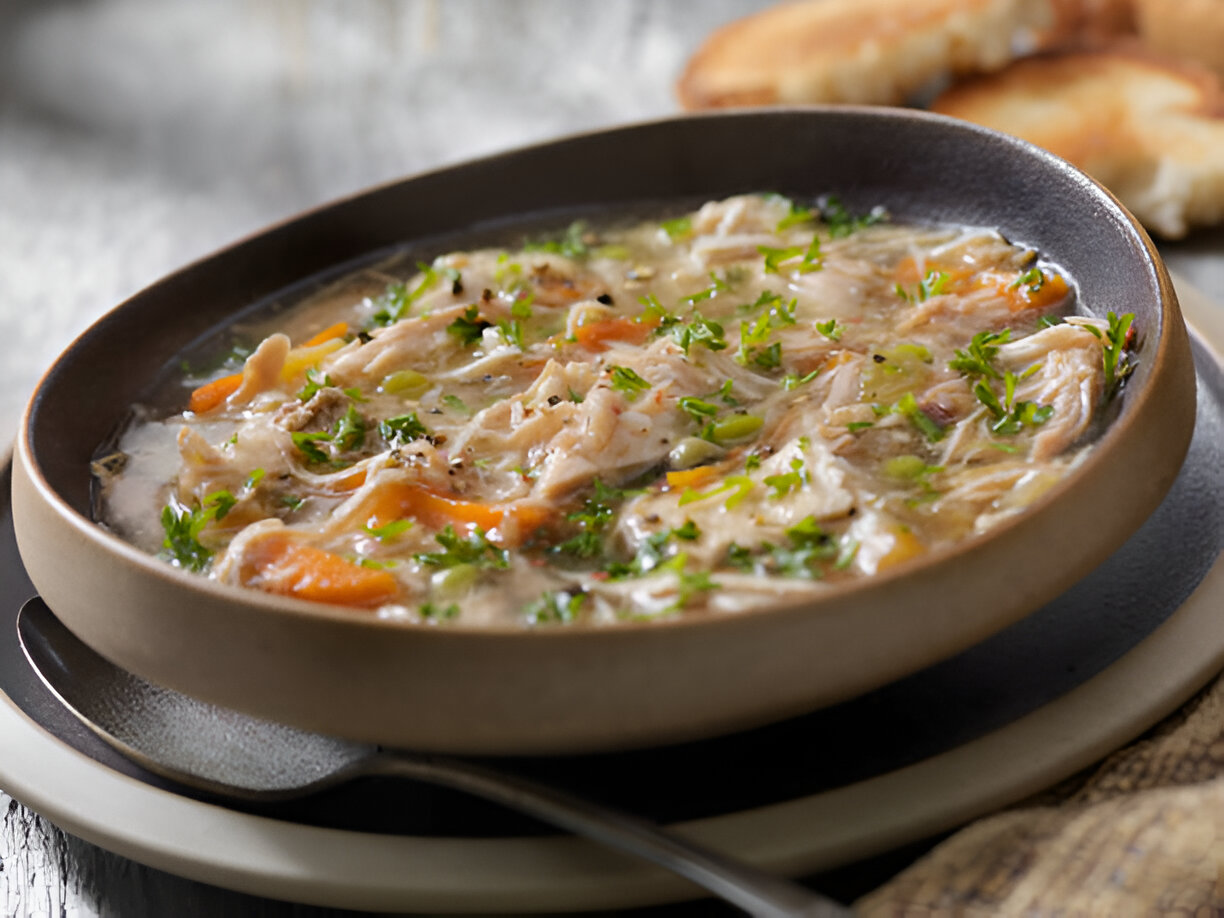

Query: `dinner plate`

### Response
(0, 284, 1218, 912)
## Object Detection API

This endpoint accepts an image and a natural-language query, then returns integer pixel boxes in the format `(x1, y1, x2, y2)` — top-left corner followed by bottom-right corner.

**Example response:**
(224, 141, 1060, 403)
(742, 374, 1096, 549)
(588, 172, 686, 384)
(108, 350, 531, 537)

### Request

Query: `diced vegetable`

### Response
(241, 535, 399, 607)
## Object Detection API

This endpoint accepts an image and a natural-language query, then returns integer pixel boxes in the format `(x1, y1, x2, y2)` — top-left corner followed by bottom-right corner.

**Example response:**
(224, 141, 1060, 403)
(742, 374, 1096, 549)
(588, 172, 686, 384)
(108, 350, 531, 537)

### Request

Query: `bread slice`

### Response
(932, 46, 1224, 237)
(1048, 0, 1136, 43)
(676, 0, 1057, 109)
(1134, 0, 1224, 79)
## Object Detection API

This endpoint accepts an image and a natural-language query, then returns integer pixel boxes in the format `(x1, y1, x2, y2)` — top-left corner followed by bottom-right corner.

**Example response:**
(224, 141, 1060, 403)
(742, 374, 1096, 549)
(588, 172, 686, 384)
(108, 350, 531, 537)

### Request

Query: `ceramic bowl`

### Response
(12, 108, 1196, 754)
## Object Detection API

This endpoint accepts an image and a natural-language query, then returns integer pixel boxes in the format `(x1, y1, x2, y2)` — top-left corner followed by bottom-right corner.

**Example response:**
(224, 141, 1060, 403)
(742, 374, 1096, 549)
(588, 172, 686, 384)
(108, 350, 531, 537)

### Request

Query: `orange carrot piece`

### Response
(574, 317, 654, 351)
(243, 535, 398, 607)
(1007, 272, 1070, 312)
(877, 526, 924, 572)
(362, 482, 551, 546)
(188, 372, 244, 414)
(327, 467, 368, 493)
(301, 321, 349, 348)
(666, 465, 718, 491)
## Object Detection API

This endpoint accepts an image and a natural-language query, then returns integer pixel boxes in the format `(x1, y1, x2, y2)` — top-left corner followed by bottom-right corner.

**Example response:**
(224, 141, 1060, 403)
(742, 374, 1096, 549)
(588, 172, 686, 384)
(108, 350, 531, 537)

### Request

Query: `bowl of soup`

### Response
(12, 108, 1196, 753)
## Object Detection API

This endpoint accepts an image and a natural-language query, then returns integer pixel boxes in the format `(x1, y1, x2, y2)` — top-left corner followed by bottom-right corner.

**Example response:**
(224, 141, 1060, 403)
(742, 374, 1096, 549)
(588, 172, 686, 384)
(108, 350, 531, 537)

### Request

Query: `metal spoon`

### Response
(17, 598, 851, 917)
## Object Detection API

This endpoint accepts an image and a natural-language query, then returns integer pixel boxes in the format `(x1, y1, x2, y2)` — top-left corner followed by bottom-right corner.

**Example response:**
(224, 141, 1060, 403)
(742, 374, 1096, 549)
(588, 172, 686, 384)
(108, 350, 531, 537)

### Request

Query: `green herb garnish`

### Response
(893, 392, 945, 442)
(159, 490, 236, 572)
(523, 590, 586, 625)
(608, 365, 651, 401)
(415, 525, 509, 570)
(364, 518, 414, 541)
(379, 412, 431, 447)
(447, 305, 492, 346)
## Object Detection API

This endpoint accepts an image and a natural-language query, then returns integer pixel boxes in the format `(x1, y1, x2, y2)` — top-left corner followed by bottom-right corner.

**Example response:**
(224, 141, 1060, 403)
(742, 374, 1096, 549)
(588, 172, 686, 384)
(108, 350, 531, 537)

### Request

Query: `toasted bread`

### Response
(1048, 0, 1136, 43)
(1135, 0, 1224, 79)
(933, 47, 1224, 237)
(676, 0, 1057, 109)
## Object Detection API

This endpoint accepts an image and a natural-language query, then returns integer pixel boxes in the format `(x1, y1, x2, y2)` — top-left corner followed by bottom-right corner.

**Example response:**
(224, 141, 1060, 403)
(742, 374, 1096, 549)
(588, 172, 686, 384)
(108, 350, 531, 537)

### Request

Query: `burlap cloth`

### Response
(857, 672, 1224, 915)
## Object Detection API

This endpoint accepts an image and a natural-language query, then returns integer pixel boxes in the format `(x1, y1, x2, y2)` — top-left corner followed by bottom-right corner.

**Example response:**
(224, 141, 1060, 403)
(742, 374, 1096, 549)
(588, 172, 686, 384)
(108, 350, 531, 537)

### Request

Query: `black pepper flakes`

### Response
(596, 293, 614, 305)
(873, 354, 886, 363)
(547, 395, 562, 407)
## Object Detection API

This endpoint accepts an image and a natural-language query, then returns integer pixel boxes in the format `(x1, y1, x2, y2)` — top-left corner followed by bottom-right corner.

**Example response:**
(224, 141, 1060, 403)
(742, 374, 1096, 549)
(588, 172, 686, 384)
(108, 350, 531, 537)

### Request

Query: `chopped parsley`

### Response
(497, 318, 525, 349)
(893, 392, 945, 442)
(661, 216, 693, 240)
(725, 514, 856, 579)
(759, 236, 822, 274)
(764, 457, 808, 498)
(668, 311, 728, 356)
(552, 479, 635, 560)
(973, 373, 1054, 435)
(523, 590, 586, 625)
(524, 221, 591, 259)
(815, 319, 843, 341)
(369, 263, 461, 327)
(442, 394, 471, 415)
(948, 329, 1010, 379)
(679, 474, 755, 509)
(292, 404, 367, 465)
(896, 269, 951, 304)
(447, 305, 493, 346)
(776, 200, 815, 231)
(819, 195, 886, 238)
(379, 412, 431, 447)
(415, 525, 509, 570)
(159, 490, 236, 572)
(782, 369, 820, 390)
(420, 602, 460, 620)
(332, 405, 366, 452)
(1011, 266, 1046, 293)
(679, 272, 731, 305)
(1084, 311, 1136, 396)
(364, 518, 414, 541)
(608, 365, 651, 401)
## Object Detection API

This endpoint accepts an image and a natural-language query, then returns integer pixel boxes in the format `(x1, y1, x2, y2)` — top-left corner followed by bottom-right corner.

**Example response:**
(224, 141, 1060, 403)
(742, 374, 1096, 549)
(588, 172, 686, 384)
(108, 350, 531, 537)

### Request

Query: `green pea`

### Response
(380, 370, 430, 396)
(668, 437, 726, 470)
(430, 563, 478, 596)
(709, 414, 763, 445)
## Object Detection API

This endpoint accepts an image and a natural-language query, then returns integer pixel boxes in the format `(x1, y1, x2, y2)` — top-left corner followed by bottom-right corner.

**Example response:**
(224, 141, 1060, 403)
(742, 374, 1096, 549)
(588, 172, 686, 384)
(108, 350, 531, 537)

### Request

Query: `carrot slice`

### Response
(574, 317, 654, 351)
(666, 465, 718, 491)
(362, 482, 551, 546)
(242, 534, 398, 607)
(301, 321, 349, 348)
(188, 372, 244, 414)
(877, 526, 924, 572)
(1006, 272, 1070, 313)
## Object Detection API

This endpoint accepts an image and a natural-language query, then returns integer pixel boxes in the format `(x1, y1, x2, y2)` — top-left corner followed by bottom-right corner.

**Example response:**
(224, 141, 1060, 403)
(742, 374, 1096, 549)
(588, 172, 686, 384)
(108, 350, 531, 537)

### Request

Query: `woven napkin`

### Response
(857, 673, 1224, 914)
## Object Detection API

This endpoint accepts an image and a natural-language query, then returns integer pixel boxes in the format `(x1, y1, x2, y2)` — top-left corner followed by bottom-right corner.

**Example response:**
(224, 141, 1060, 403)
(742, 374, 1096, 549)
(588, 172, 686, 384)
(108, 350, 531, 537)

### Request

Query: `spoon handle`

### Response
(362, 753, 851, 917)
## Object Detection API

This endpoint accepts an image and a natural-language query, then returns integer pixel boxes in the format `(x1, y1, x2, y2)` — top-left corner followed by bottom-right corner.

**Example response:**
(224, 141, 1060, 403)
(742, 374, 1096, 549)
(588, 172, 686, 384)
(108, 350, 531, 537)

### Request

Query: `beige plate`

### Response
(8, 110, 1201, 754)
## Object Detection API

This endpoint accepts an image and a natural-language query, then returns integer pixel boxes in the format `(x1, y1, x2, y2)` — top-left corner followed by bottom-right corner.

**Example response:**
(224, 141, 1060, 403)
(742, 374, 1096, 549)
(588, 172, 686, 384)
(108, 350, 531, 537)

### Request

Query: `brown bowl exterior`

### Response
(12, 109, 1196, 754)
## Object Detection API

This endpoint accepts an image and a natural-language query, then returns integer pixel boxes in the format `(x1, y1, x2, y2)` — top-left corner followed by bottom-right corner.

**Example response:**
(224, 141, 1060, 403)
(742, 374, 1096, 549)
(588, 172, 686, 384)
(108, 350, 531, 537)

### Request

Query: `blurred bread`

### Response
(1134, 0, 1224, 78)
(932, 47, 1224, 238)
(677, 0, 1057, 109)
(1048, 0, 1136, 43)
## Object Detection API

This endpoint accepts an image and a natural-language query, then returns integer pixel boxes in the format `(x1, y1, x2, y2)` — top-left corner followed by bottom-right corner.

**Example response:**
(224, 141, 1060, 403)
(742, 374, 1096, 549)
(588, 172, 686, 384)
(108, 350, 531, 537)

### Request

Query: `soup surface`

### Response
(97, 194, 1134, 626)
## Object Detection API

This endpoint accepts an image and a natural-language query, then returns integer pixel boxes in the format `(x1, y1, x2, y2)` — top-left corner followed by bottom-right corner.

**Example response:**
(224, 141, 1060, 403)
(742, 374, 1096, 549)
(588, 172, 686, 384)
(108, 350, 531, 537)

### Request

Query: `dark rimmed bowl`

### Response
(12, 108, 1196, 754)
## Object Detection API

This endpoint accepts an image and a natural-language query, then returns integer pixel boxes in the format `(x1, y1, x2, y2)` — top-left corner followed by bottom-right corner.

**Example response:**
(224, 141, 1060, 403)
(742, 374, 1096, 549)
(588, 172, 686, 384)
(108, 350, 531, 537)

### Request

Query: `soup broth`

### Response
(96, 193, 1134, 626)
